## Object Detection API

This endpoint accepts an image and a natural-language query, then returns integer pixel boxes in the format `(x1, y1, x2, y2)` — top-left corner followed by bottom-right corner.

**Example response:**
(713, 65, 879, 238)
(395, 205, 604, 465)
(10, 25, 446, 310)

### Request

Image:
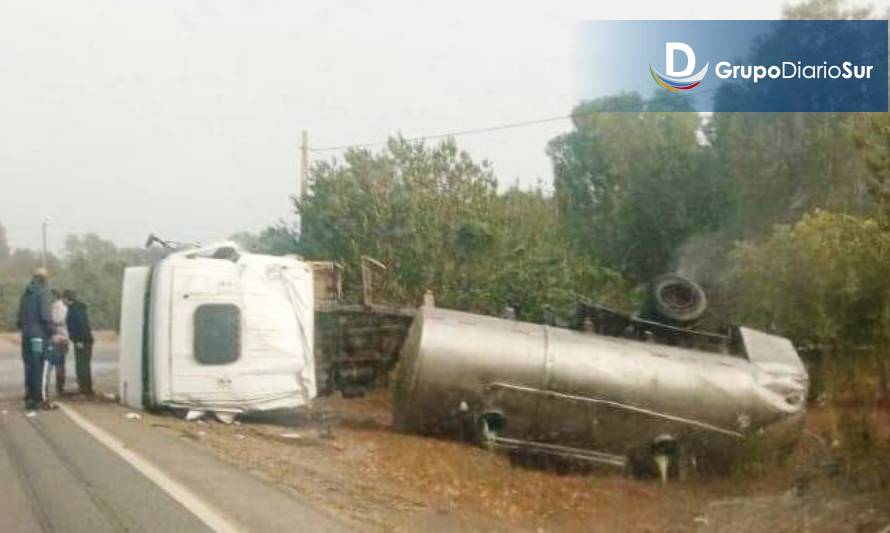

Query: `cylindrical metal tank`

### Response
(394, 305, 808, 468)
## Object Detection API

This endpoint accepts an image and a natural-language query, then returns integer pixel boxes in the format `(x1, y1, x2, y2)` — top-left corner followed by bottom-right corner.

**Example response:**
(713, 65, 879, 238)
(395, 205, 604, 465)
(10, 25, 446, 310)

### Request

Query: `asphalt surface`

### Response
(0, 337, 347, 532)
(0, 337, 210, 532)
(0, 338, 118, 403)
(0, 402, 211, 532)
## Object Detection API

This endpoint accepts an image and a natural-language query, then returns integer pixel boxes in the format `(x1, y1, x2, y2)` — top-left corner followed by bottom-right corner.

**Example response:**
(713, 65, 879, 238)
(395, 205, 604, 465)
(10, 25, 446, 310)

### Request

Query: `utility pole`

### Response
(300, 130, 309, 199)
(41, 217, 50, 267)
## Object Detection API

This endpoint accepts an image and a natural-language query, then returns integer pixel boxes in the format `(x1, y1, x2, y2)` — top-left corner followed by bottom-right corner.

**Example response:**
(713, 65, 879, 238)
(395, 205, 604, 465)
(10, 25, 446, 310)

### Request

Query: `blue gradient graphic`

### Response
(577, 20, 888, 112)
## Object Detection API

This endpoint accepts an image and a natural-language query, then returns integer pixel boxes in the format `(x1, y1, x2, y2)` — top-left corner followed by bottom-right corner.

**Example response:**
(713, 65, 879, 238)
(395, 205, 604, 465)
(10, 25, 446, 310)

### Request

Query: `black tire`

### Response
(647, 274, 708, 325)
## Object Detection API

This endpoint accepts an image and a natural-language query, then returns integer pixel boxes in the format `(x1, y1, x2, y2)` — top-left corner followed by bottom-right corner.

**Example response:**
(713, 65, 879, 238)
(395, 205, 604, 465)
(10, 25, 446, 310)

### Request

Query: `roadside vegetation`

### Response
(0, 230, 163, 331)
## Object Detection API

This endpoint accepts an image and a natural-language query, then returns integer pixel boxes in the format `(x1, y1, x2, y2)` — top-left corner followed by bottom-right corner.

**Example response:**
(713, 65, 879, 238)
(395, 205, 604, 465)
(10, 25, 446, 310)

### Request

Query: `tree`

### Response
(707, 0, 878, 237)
(0, 220, 9, 260)
(726, 210, 890, 400)
(54, 234, 167, 329)
(294, 136, 631, 320)
(856, 113, 890, 223)
(547, 92, 731, 281)
(297, 136, 498, 303)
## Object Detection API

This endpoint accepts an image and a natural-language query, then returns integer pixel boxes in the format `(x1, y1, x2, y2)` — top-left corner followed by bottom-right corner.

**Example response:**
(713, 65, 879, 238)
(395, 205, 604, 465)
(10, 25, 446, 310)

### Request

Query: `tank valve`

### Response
(654, 454, 670, 484)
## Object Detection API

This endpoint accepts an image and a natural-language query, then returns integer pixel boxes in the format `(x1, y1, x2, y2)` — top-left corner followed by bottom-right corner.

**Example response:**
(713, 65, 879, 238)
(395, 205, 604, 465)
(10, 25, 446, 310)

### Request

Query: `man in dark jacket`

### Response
(17, 267, 55, 410)
(63, 289, 94, 397)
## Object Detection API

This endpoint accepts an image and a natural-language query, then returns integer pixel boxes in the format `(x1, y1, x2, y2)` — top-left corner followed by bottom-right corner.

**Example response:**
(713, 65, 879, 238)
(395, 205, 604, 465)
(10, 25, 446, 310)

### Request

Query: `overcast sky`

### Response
(0, 0, 815, 251)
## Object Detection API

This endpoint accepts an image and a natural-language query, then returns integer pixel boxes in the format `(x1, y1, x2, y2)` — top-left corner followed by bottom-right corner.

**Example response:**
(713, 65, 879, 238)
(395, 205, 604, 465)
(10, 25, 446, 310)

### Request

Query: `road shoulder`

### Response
(61, 401, 350, 533)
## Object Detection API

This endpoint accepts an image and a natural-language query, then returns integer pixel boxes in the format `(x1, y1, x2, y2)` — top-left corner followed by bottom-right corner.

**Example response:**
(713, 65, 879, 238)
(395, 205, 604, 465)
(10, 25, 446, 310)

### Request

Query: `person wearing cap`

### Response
(16, 267, 55, 410)
(63, 289, 94, 397)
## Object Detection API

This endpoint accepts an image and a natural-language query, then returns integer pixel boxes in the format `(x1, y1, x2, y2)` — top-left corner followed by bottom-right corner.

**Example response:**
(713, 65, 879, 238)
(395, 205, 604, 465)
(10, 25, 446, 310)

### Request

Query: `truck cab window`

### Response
(194, 304, 241, 365)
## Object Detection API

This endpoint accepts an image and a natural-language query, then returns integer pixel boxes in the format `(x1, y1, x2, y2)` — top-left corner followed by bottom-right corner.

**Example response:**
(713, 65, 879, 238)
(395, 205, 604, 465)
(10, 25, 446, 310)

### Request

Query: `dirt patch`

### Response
(112, 390, 890, 532)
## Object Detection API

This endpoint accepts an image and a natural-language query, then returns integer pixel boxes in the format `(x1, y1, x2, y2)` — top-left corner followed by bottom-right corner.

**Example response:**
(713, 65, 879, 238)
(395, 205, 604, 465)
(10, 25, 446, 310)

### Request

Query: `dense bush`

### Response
(726, 210, 890, 400)
(292, 137, 635, 322)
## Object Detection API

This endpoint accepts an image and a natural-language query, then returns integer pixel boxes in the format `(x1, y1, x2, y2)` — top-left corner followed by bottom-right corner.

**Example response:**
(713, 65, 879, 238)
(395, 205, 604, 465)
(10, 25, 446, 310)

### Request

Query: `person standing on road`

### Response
(45, 289, 70, 398)
(64, 289, 94, 397)
(16, 267, 55, 410)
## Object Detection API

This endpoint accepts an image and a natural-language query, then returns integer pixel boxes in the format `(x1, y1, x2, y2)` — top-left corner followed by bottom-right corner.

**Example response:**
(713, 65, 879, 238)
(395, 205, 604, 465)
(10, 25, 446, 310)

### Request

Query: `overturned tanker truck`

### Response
(120, 240, 807, 479)
(393, 275, 809, 480)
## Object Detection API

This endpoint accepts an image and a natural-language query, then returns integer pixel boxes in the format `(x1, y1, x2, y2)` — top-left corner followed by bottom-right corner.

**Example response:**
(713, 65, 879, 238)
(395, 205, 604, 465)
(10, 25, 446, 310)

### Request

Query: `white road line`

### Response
(57, 402, 242, 533)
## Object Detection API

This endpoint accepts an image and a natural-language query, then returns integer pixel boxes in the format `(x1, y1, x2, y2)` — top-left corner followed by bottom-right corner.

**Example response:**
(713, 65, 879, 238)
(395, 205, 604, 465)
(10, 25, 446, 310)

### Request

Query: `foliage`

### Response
(856, 112, 890, 220)
(295, 137, 633, 321)
(727, 210, 890, 350)
(725, 210, 890, 400)
(430, 187, 633, 319)
(0, 233, 162, 331)
(230, 224, 301, 256)
(706, 0, 878, 238)
(0, 221, 9, 260)
(706, 112, 871, 237)
(548, 93, 731, 281)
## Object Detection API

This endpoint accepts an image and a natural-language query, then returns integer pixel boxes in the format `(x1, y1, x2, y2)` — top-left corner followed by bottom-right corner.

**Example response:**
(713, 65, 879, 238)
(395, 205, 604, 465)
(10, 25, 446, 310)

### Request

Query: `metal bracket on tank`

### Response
(490, 436, 628, 468)
(485, 382, 743, 439)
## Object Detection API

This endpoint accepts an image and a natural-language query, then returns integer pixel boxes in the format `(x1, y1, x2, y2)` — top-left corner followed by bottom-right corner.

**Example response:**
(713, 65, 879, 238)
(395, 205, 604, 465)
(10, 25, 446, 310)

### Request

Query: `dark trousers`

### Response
(21, 337, 46, 406)
(57, 357, 66, 392)
(42, 356, 66, 398)
(74, 341, 94, 395)
(52, 348, 66, 394)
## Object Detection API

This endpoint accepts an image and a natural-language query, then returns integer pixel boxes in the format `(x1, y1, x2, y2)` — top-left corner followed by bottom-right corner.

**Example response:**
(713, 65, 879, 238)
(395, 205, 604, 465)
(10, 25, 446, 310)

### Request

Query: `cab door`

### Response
(167, 258, 244, 405)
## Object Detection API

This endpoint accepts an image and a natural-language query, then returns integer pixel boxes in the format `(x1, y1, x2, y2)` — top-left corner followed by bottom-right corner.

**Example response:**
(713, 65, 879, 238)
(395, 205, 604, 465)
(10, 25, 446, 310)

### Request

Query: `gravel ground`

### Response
(111, 389, 890, 532)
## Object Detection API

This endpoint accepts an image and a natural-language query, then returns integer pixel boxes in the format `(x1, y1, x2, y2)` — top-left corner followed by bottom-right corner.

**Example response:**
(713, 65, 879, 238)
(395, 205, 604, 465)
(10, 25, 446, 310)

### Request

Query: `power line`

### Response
(308, 86, 724, 154)
(309, 114, 574, 153)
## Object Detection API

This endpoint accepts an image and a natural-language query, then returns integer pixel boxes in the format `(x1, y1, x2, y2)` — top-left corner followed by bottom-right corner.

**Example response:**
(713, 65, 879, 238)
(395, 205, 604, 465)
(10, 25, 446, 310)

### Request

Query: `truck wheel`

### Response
(648, 274, 707, 325)
(477, 411, 505, 451)
(650, 436, 684, 483)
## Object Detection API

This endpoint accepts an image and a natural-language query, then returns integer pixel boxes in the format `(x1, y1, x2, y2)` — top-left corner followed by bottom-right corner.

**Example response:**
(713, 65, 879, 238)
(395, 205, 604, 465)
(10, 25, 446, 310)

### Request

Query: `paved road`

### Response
(0, 337, 210, 532)
(0, 337, 349, 532)
(0, 401, 211, 532)
(0, 337, 118, 403)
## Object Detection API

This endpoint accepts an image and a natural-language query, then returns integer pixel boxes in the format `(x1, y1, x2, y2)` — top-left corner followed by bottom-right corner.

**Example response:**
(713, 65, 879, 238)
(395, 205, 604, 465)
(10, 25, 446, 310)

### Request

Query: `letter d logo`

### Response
(649, 42, 708, 93)
(666, 42, 695, 77)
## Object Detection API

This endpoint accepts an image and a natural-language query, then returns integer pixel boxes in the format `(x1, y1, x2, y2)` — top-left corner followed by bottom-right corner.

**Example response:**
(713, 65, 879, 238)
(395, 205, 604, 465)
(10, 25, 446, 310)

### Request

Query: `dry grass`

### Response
(126, 390, 890, 532)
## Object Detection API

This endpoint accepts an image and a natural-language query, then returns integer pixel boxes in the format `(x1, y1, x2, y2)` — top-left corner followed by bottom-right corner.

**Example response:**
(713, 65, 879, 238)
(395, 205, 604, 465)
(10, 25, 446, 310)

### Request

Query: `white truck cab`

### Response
(119, 242, 315, 419)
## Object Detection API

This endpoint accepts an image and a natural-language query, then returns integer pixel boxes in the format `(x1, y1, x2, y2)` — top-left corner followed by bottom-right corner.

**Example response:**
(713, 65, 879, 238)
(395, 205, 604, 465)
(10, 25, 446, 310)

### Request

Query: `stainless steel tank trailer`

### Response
(393, 275, 809, 481)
